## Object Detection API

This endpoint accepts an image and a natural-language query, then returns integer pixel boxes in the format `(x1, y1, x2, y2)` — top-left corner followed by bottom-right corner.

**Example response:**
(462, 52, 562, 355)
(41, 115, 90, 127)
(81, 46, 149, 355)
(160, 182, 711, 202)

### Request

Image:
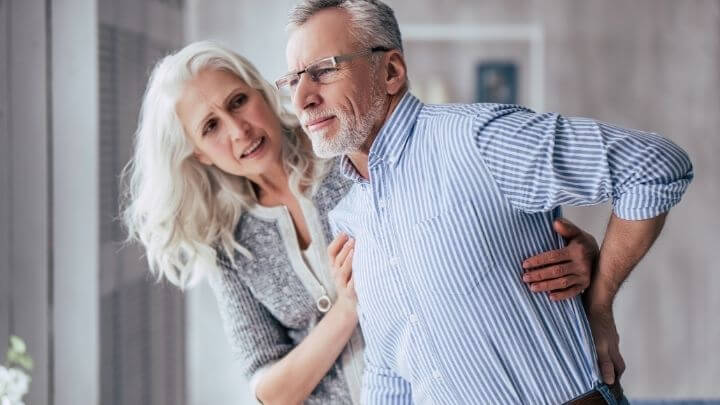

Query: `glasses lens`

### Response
(275, 73, 296, 90)
(307, 59, 339, 84)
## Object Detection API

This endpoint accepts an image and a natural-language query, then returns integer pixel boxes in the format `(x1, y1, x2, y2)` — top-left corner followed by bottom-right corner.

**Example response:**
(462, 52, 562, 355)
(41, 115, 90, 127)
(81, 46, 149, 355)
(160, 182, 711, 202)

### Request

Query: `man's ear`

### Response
(383, 50, 407, 96)
(193, 149, 213, 166)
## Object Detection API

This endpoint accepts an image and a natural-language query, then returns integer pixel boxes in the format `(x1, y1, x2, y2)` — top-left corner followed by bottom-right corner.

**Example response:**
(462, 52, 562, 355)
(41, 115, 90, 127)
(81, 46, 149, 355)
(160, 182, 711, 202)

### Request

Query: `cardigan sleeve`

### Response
(208, 256, 294, 381)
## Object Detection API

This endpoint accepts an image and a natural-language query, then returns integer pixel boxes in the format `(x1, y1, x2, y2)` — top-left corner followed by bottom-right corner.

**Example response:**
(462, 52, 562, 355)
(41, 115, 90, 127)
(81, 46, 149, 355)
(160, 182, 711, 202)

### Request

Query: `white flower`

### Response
(0, 365, 9, 397)
(0, 367, 29, 404)
(6, 369, 29, 400)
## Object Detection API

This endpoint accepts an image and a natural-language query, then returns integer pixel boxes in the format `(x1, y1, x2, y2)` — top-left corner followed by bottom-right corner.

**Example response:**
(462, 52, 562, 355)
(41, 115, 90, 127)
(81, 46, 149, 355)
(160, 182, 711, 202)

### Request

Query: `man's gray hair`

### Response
(287, 0, 403, 52)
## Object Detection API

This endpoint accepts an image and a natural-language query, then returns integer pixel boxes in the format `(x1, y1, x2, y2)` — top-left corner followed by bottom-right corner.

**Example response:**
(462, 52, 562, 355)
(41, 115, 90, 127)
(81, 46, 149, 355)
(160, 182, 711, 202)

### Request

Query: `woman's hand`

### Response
(521, 218, 599, 301)
(257, 233, 361, 405)
(327, 233, 357, 313)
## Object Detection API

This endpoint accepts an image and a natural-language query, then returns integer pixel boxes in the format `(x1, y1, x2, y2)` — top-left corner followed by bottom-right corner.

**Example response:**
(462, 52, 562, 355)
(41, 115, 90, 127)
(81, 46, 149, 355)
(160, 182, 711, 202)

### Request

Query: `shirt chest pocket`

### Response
(402, 199, 497, 295)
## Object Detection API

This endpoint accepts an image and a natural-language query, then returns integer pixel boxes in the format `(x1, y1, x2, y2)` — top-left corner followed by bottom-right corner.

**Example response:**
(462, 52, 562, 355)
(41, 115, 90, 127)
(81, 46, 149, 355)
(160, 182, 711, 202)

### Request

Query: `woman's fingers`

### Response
(342, 247, 354, 272)
(334, 238, 355, 269)
(327, 233, 349, 260)
(338, 248, 354, 285)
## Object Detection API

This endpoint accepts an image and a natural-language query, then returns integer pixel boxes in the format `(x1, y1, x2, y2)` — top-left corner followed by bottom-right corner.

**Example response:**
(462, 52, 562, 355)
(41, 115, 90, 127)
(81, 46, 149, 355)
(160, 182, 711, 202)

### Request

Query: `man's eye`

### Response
(311, 68, 338, 81)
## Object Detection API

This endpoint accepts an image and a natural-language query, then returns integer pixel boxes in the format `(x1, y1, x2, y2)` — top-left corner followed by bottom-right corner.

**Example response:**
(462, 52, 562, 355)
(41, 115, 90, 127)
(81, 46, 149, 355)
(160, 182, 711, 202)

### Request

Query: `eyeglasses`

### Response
(275, 46, 391, 92)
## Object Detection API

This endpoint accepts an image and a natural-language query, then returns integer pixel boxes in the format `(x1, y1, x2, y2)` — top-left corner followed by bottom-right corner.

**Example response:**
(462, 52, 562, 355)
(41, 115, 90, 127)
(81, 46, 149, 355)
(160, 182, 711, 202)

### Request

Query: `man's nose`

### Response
(292, 73, 321, 113)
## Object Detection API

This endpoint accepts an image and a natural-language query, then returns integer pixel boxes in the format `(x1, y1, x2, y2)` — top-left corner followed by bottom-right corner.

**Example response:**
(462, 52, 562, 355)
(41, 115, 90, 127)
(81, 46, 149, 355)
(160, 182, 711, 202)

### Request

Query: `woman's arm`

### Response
(256, 234, 357, 405)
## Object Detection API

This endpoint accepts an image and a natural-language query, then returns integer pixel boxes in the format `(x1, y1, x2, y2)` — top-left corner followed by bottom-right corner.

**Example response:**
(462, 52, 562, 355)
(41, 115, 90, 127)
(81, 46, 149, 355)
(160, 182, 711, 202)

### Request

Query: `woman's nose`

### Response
(227, 116, 251, 141)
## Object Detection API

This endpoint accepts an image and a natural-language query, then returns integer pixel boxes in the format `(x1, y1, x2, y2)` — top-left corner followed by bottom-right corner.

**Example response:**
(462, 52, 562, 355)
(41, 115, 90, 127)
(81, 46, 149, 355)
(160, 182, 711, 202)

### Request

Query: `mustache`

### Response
(300, 110, 336, 126)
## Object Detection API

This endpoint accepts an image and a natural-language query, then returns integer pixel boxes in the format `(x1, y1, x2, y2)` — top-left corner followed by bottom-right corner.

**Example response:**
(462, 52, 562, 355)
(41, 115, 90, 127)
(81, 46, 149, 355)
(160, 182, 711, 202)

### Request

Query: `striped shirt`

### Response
(328, 92, 693, 404)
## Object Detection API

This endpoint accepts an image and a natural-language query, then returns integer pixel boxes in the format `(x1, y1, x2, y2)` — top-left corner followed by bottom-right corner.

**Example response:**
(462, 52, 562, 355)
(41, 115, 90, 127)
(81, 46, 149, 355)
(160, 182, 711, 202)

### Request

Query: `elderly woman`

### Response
(122, 41, 600, 405)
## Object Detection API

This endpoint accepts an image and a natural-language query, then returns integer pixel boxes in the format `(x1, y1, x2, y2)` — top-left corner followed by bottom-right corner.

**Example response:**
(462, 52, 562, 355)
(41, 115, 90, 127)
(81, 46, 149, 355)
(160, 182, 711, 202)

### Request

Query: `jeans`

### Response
(596, 382, 631, 405)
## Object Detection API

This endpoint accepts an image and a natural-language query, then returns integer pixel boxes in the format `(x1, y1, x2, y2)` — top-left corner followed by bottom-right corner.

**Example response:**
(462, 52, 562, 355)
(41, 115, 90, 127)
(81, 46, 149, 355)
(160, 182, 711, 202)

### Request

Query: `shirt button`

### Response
(409, 313, 419, 323)
(378, 199, 386, 209)
(389, 257, 400, 267)
(433, 370, 442, 380)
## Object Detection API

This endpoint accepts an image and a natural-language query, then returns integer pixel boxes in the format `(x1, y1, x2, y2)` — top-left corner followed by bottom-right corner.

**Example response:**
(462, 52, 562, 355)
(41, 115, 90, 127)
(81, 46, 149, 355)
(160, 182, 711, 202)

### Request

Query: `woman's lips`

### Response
(240, 136, 266, 159)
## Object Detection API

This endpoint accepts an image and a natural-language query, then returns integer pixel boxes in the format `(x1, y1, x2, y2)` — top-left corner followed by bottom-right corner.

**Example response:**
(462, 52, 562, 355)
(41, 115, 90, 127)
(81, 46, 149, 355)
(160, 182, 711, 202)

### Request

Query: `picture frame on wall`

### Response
(400, 23, 544, 110)
(475, 61, 518, 104)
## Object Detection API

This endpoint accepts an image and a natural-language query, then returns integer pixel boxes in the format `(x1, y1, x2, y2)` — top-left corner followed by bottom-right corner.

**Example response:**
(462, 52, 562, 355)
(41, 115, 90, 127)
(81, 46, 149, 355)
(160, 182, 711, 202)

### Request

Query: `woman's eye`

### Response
(202, 119, 218, 136)
(230, 94, 247, 108)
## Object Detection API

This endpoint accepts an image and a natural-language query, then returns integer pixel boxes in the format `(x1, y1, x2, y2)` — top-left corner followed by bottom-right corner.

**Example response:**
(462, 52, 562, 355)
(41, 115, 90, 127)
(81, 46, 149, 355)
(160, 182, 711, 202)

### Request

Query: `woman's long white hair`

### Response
(122, 40, 327, 288)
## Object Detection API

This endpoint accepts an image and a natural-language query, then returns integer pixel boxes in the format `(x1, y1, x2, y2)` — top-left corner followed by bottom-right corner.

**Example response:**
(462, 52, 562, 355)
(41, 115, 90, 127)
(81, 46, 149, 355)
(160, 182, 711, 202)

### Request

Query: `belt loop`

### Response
(594, 381, 617, 405)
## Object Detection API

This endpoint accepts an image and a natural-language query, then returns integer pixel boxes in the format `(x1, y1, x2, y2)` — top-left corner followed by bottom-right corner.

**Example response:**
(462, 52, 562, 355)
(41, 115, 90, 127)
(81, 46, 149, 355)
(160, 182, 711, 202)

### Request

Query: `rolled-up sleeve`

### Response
(473, 106, 694, 220)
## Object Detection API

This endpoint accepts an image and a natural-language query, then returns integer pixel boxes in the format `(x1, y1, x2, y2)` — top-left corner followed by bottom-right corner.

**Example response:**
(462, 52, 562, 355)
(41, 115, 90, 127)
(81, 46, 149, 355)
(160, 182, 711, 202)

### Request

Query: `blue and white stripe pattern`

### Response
(328, 92, 693, 404)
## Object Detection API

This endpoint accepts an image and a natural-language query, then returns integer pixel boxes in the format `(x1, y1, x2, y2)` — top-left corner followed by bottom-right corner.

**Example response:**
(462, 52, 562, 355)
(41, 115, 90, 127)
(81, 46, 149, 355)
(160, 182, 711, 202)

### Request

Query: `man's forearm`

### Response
(585, 212, 667, 310)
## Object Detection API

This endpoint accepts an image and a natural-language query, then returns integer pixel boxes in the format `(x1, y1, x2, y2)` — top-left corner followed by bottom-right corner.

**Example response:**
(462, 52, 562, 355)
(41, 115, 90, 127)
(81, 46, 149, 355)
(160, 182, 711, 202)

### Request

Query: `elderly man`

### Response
(278, 1, 693, 403)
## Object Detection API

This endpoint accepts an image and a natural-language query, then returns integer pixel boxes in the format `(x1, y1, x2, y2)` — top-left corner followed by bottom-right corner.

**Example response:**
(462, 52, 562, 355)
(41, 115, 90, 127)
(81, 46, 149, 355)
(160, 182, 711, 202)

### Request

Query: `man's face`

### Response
(285, 8, 387, 158)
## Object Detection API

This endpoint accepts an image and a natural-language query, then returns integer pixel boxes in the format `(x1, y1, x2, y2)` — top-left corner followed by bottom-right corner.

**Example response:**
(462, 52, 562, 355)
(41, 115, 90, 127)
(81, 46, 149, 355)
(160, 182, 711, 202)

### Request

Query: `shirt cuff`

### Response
(612, 182, 690, 220)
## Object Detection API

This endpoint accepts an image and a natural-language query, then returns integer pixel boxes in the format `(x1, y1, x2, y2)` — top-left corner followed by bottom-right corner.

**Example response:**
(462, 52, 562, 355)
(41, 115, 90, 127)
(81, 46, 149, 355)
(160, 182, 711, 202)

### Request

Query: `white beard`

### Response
(305, 81, 387, 158)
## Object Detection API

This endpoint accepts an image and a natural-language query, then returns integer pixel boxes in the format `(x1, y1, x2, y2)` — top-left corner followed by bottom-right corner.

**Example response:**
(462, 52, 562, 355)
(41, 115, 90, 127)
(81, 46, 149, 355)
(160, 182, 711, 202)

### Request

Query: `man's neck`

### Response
(347, 90, 407, 180)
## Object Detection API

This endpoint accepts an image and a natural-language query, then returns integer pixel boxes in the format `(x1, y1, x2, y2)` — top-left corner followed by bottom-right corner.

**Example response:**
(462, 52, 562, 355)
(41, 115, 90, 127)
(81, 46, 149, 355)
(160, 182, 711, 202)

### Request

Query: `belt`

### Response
(564, 382, 624, 405)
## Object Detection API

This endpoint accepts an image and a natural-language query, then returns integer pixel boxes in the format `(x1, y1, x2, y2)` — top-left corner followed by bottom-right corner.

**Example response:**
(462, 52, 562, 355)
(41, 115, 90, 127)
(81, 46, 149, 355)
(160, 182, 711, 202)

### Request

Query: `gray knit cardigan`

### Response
(208, 162, 365, 405)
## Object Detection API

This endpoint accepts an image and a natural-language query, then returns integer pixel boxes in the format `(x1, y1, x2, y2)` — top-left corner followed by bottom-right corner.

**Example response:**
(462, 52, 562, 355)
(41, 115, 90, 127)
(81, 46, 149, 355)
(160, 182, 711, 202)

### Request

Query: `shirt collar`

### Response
(369, 91, 423, 167)
(338, 91, 423, 183)
(339, 155, 368, 184)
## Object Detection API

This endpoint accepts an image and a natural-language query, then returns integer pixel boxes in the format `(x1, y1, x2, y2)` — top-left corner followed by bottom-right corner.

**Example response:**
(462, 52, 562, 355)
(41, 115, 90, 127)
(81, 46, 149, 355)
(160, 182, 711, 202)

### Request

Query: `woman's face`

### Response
(176, 68, 285, 180)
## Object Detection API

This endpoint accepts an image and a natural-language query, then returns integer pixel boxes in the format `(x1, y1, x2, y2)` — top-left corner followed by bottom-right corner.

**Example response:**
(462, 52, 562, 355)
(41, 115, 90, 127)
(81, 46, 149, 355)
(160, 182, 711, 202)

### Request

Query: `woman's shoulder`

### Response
(313, 157, 354, 201)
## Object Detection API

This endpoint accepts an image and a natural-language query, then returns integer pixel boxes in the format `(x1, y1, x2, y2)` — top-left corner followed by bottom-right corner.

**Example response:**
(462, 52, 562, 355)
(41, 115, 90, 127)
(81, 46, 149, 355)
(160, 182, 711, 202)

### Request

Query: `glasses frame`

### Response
(275, 46, 392, 91)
